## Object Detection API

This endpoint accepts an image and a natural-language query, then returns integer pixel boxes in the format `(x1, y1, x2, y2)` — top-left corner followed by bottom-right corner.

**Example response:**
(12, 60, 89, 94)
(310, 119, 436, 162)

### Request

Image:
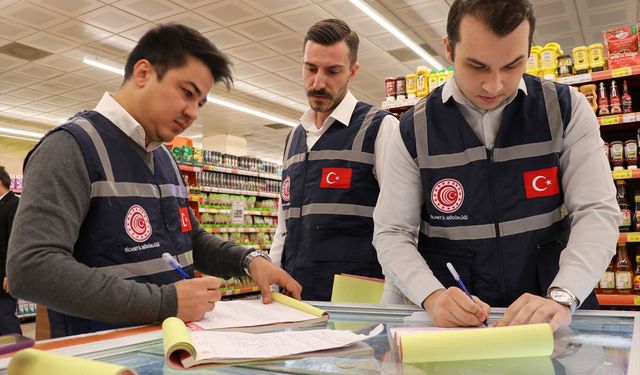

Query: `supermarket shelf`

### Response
(241, 244, 272, 250)
(596, 293, 640, 306)
(598, 112, 638, 126)
(618, 232, 640, 242)
(203, 226, 276, 233)
(179, 164, 281, 181)
(557, 65, 640, 85)
(193, 186, 278, 199)
(612, 169, 640, 180)
(199, 207, 277, 216)
(381, 97, 419, 110)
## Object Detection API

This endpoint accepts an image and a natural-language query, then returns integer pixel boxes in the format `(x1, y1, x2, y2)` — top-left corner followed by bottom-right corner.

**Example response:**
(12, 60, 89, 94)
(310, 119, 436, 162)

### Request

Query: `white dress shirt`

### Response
(94, 92, 162, 152)
(270, 91, 399, 267)
(373, 77, 619, 307)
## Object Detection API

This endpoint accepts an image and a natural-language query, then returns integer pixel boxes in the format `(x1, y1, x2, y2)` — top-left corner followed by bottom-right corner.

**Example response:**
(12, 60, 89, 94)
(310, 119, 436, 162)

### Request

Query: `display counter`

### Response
(1, 303, 637, 374)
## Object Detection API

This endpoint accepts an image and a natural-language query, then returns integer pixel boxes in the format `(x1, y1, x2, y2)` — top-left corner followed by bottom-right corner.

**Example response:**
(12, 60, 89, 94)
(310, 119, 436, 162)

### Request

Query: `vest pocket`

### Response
(422, 247, 474, 290)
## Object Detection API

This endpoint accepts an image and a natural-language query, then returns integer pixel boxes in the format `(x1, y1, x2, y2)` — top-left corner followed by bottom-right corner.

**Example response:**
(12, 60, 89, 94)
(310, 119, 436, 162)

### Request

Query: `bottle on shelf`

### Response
(599, 257, 616, 294)
(635, 191, 640, 231)
(416, 66, 429, 97)
(621, 80, 633, 114)
(633, 255, 640, 295)
(598, 81, 610, 116)
(616, 180, 631, 232)
(609, 80, 622, 114)
(625, 140, 638, 170)
(614, 242, 633, 294)
(610, 141, 624, 171)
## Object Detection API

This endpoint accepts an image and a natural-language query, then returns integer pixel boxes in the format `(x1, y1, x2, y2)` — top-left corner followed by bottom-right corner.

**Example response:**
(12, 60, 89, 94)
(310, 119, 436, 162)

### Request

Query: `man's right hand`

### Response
(174, 276, 221, 322)
(422, 287, 490, 327)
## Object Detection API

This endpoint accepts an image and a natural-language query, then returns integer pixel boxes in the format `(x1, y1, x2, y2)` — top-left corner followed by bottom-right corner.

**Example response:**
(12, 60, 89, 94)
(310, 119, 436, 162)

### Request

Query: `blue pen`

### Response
(162, 252, 191, 279)
(446, 262, 488, 327)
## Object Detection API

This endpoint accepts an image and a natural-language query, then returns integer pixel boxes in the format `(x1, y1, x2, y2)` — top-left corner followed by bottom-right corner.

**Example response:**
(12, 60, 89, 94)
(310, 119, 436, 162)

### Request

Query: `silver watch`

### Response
(242, 250, 271, 276)
(546, 287, 578, 313)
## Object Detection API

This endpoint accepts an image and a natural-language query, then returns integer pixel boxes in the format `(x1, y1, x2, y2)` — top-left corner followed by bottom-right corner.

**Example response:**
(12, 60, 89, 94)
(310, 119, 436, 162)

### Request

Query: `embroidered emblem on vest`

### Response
(320, 167, 352, 189)
(523, 167, 560, 199)
(281, 175, 291, 202)
(431, 178, 465, 213)
(125, 204, 152, 242)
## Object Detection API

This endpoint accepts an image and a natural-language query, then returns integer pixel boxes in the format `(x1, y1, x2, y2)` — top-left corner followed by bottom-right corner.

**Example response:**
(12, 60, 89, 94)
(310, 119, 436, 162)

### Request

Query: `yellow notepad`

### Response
(331, 274, 384, 303)
(391, 323, 553, 363)
(8, 348, 137, 375)
(163, 317, 381, 369)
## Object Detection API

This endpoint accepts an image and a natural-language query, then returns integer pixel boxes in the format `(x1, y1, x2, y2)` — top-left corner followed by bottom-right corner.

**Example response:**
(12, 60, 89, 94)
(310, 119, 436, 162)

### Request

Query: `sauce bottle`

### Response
(621, 80, 633, 114)
(633, 255, 640, 295)
(598, 82, 610, 116)
(615, 242, 633, 294)
(416, 66, 429, 97)
(616, 179, 631, 231)
(599, 257, 616, 294)
(609, 80, 622, 114)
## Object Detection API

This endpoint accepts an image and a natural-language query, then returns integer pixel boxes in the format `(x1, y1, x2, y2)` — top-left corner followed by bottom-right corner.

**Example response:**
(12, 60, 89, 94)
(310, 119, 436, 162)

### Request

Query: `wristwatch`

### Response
(546, 287, 579, 313)
(242, 249, 271, 276)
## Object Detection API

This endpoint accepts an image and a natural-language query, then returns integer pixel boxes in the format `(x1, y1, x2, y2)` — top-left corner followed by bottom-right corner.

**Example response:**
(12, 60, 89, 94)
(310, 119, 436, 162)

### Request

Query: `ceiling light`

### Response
(83, 57, 299, 128)
(0, 127, 45, 140)
(350, 0, 444, 71)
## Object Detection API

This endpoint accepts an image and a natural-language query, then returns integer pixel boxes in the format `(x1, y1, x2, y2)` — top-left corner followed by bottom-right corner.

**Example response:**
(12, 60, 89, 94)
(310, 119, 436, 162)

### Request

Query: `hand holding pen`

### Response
(446, 262, 489, 327)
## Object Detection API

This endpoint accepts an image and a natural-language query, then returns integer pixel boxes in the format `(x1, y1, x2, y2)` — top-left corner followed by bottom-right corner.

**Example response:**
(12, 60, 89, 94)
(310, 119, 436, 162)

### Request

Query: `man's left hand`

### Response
(493, 293, 571, 331)
(248, 257, 302, 303)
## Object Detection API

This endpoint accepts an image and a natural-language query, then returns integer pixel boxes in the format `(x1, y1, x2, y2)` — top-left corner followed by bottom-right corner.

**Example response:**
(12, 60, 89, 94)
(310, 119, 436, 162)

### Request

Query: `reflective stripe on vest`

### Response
(96, 250, 194, 279)
(421, 205, 567, 240)
(283, 203, 374, 219)
(74, 117, 187, 199)
(413, 79, 564, 168)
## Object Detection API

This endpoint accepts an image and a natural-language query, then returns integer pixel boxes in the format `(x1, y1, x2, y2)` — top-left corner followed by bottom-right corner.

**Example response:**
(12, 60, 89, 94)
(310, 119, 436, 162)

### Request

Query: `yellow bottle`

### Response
(428, 69, 438, 91)
(405, 73, 418, 99)
(540, 45, 558, 70)
(416, 65, 429, 97)
(447, 65, 454, 80)
(437, 69, 448, 87)
(526, 45, 542, 76)
(572, 46, 589, 74)
(588, 43, 605, 72)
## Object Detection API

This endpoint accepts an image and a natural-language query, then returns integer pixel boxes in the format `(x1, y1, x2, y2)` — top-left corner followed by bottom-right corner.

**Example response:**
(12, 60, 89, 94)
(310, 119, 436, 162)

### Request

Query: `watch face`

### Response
(550, 289, 572, 305)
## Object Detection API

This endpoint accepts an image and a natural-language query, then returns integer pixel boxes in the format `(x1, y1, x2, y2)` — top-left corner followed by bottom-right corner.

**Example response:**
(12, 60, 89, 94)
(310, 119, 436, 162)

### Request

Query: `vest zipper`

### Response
(486, 148, 507, 302)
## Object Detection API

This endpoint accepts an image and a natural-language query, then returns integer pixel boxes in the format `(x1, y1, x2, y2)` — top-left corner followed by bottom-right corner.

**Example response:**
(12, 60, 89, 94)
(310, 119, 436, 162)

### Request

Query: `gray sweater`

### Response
(7, 130, 250, 324)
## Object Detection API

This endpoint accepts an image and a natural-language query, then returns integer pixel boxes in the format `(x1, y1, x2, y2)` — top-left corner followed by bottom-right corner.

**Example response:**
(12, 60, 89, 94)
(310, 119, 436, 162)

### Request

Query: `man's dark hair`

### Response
(124, 23, 233, 89)
(303, 19, 359, 66)
(0, 166, 11, 190)
(447, 0, 536, 59)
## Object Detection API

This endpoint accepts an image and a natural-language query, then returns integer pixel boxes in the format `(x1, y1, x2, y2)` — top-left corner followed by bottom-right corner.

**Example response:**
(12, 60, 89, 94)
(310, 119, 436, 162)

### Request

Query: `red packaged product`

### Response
(604, 25, 639, 54)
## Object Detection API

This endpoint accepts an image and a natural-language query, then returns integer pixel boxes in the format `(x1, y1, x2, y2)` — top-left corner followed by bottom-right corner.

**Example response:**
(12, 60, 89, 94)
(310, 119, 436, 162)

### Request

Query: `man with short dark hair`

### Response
(374, 0, 618, 331)
(0, 166, 21, 335)
(8, 24, 301, 338)
(269, 19, 398, 301)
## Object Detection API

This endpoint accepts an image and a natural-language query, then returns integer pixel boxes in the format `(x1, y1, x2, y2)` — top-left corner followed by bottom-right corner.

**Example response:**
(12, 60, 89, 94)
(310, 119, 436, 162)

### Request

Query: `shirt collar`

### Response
(94, 92, 163, 152)
(299, 90, 358, 133)
(442, 76, 528, 109)
(0, 191, 8, 201)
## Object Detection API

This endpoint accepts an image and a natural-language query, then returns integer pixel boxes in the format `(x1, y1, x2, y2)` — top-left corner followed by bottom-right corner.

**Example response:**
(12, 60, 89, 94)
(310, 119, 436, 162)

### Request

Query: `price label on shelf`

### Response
(611, 67, 632, 78)
(625, 232, 640, 242)
(622, 113, 637, 123)
(635, 296, 640, 305)
(613, 170, 633, 179)
(231, 201, 245, 225)
(599, 115, 620, 126)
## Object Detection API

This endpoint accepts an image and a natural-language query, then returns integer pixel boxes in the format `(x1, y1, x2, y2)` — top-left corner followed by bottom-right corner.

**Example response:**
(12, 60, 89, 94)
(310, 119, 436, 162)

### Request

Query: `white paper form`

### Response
(190, 325, 383, 361)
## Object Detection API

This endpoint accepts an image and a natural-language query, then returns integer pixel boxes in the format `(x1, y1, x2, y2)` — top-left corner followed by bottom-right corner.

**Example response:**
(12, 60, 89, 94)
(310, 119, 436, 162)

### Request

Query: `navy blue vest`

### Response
(400, 75, 597, 308)
(26, 111, 194, 337)
(281, 102, 388, 301)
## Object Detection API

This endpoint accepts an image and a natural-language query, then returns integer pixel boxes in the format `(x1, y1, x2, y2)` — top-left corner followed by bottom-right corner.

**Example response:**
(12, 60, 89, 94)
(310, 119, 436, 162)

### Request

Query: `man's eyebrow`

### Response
(466, 55, 526, 67)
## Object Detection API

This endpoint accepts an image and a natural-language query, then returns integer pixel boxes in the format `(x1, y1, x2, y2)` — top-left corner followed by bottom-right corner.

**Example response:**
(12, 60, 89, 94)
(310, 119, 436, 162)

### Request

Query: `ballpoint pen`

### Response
(162, 252, 191, 279)
(446, 262, 489, 327)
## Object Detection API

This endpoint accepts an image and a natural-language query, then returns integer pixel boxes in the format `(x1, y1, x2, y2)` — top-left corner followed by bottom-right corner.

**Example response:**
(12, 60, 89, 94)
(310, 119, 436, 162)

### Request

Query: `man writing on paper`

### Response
(7, 24, 301, 338)
(374, 0, 618, 331)
(269, 19, 398, 301)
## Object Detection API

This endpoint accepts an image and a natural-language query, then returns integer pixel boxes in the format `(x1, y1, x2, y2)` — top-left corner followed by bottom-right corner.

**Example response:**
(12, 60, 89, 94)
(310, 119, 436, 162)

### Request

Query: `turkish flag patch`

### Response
(179, 207, 192, 232)
(320, 168, 352, 189)
(523, 167, 560, 199)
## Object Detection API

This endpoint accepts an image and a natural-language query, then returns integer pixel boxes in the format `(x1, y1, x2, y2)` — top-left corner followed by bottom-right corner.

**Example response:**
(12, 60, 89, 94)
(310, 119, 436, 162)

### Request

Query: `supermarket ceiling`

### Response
(1, 0, 639, 161)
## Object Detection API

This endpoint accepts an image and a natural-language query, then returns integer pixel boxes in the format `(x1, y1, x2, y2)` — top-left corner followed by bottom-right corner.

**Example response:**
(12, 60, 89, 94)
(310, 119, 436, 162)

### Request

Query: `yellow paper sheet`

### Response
(8, 348, 137, 375)
(399, 323, 553, 363)
(162, 317, 195, 359)
(331, 274, 384, 303)
(272, 292, 327, 317)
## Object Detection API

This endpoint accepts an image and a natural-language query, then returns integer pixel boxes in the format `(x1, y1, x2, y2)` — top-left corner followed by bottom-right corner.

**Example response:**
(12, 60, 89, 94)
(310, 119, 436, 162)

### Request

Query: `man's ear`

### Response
(131, 59, 153, 87)
(349, 62, 360, 82)
(443, 36, 454, 64)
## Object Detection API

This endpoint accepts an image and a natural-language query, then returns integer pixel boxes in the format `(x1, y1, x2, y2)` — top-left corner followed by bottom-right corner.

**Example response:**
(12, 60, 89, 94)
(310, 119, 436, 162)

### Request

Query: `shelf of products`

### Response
(557, 65, 640, 85)
(179, 164, 280, 181)
(16, 299, 37, 319)
(596, 293, 640, 306)
(190, 186, 278, 199)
